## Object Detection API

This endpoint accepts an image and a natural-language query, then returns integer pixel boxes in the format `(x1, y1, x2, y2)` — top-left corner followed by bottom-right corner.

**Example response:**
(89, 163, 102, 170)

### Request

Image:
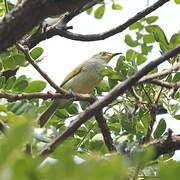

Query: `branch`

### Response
(139, 63, 180, 83)
(0, 0, 93, 51)
(24, 0, 169, 48)
(148, 134, 180, 159)
(121, 131, 180, 160)
(147, 79, 180, 89)
(24, 0, 99, 48)
(57, 0, 99, 25)
(95, 110, 116, 152)
(139, 62, 180, 83)
(0, 91, 93, 102)
(39, 45, 180, 156)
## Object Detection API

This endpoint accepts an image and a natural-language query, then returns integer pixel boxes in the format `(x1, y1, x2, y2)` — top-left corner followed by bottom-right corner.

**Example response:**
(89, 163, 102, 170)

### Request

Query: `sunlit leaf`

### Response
(13, 80, 28, 92)
(5, 76, 16, 90)
(55, 109, 69, 119)
(94, 5, 105, 19)
(112, 3, 122, 10)
(136, 54, 147, 65)
(24, 80, 46, 92)
(30, 47, 43, 60)
(129, 22, 143, 30)
(124, 34, 139, 47)
(153, 118, 166, 138)
(174, 0, 180, 4)
(143, 34, 155, 43)
(146, 16, 158, 24)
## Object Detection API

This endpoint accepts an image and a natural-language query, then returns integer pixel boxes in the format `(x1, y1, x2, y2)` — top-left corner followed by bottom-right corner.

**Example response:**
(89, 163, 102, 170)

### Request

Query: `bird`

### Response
(39, 52, 121, 127)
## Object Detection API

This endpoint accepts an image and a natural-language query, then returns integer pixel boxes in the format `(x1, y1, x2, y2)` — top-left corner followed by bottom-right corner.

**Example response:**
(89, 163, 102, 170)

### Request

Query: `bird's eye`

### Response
(101, 52, 106, 56)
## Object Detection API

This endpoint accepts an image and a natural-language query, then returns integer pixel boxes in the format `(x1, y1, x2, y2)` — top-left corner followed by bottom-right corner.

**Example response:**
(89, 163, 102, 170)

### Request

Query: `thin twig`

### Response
(147, 79, 180, 89)
(16, 43, 68, 95)
(4, 0, 9, 12)
(0, 91, 94, 102)
(142, 85, 153, 104)
(145, 134, 180, 159)
(139, 62, 180, 83)
(76, 121, 96, 149)
(144, 103, 158, 143)
(95, 110, 116, 152)
(57, 0, 169, 41)
(24, 0, 170, 48)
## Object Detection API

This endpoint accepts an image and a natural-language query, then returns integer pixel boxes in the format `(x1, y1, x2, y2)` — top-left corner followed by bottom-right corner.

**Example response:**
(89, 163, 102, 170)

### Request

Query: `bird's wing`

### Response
(60, 63, 83, 87)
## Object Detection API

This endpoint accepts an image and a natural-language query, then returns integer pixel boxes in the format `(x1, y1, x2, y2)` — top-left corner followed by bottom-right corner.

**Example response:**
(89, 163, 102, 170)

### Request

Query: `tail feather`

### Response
(39, 100, 60, 127)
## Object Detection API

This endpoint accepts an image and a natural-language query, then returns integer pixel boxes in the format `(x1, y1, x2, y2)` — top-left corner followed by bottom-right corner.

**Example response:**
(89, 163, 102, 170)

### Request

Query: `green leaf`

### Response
(0, 76, 5, 89)
(0, 7, 4, 17)
(108, 78, 118, 89)
(121, 114, 136, 134)
(174, 114, 180, 120)
(112, 3, 122, 10)
(136, 54, 147, 65)
(169, 33, 180, 48)
(80, 101, 90, 110)
(115, 56, 125, 71)
(30, 47, 43, 60)
(136, 32, 143, 40)
(2, 56, 17, 70)
(0, 118, 31, 166)
(145, 16, 158, 24)
(13, 80, 28, 92)
(153, 118, 166, 138)
(143, 34, 155, 43)
(158, 160, 180, 180)
(141, 44, 153, 55)
(145, 25, 169, 47)
(5, 76, 16, 90)
(15, 103, 31, 115)
(124, 34, 139, 47)
(160, 42, 169, 53)
(110, 73, 120, 80)
(129, 22, 143, 30)
(8, 102, 31, 115)
(66, 103, 79, 114)
(0, 62, 3, 71)
(76, 128, 88, 137)
(174, 0, 180, 4)
(100, 66, 114, 77)
(96, 80, 109, 92)
(24, 80, 46, 93)
(126, 49, 136, 61)
(12, 54, 26, 66)
(94, 5, 105, 19)
(90, 134, 104, 151)
(172, 72, 180, 83)
(55, 109, 69, 119)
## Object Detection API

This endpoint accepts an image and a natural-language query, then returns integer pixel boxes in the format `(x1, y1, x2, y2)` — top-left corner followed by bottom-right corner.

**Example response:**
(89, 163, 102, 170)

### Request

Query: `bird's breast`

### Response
(63, 61, 105, 94)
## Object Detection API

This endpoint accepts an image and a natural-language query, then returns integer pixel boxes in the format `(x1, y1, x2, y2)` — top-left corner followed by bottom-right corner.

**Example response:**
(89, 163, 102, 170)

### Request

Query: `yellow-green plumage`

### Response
(39, 52, 120, 127)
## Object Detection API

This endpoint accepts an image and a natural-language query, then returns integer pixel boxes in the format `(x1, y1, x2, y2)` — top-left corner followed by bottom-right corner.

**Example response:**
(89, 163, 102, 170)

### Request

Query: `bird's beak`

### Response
(112, 53, 122, 57)
(104, 52, 122, 62)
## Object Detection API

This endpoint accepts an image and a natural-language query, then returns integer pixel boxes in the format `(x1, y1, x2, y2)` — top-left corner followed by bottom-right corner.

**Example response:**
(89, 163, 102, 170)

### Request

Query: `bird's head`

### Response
(92, 51, 121, 63)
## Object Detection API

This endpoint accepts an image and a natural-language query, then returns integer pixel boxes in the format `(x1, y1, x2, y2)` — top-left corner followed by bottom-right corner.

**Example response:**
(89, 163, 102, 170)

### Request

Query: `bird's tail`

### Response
(39, 100, 60, 127)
